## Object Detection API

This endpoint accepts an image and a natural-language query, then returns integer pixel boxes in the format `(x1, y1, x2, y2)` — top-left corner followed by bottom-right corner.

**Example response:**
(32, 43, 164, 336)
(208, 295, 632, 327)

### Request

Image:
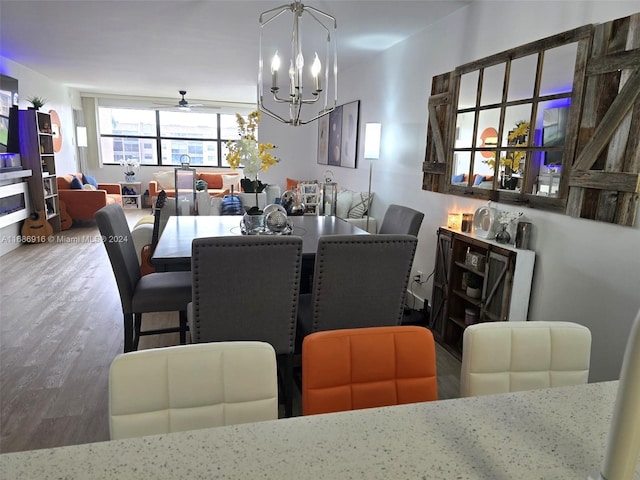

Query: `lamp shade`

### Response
(76, 126, 88, 147)
(364, 123, 381, 159)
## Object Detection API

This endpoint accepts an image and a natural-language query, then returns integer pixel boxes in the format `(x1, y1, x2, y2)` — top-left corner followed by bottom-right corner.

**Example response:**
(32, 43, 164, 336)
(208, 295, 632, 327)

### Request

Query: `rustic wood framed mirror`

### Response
(424, 13, 640, 226)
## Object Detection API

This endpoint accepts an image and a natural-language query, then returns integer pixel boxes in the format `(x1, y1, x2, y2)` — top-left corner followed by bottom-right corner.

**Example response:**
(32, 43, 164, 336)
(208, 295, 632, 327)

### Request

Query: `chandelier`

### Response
(258, 1, 337, 126)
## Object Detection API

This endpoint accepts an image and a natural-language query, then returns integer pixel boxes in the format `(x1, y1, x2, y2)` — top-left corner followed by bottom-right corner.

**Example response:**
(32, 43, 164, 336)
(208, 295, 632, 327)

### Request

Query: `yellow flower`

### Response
(226, 110, 279, 179)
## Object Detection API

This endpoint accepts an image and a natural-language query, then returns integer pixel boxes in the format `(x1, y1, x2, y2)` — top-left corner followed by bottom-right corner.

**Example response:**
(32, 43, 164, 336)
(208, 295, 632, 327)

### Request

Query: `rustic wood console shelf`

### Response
(423, 13, 640, 227)
(431, 227, 535, 360)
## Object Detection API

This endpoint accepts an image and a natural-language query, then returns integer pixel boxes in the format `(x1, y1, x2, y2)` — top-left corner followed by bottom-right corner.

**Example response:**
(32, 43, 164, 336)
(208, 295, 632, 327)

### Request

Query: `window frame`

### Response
(98, 108, 241, 168)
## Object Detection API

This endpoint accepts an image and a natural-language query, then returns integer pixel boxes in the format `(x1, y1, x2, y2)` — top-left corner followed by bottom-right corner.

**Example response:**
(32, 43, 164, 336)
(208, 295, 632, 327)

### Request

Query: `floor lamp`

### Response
(364, 123, 381, 233)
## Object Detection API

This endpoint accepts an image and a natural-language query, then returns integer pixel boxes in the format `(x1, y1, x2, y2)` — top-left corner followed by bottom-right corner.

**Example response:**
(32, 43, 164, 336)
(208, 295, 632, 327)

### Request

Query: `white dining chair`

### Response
(460, 321, 591, 397)
(109, 342, 278, 440)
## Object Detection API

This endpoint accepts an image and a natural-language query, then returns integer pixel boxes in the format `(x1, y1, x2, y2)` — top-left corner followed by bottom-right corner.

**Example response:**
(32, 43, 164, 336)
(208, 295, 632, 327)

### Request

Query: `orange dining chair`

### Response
(302, 325, 438, 415)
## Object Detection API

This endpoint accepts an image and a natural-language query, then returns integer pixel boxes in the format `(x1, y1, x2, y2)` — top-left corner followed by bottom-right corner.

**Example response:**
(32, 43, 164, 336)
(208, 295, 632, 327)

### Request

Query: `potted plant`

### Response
(226, 111, 279, 215)
(26, 96, 47, 111)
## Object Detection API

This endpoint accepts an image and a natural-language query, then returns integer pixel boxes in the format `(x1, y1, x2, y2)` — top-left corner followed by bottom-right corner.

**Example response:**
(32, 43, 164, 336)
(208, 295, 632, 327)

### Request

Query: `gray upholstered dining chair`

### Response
(189, 235, 303, 417)
(296, 234, 418, 346)
(378, 204, 424, 236)
(96, 203, 191, 352)
(460, 321, 592, 397)
(109, 341, 278, 440)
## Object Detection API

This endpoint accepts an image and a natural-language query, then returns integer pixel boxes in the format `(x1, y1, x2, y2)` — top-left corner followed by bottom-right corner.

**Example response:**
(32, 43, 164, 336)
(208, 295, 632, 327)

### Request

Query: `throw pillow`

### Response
(69, 175, 83, 190)
(82, 173, 98, 188)
(222, 174, 240, 193)
(452, 173, 465, 183)
(153, 171, 175, 190)
(198, 172, 223, 189)
(473, 174, 485, 186)
(336, 190, 353, 218)
(83, 184, 97, 191)
(348, 192, 372, 219)
(286, 177, 299, 192)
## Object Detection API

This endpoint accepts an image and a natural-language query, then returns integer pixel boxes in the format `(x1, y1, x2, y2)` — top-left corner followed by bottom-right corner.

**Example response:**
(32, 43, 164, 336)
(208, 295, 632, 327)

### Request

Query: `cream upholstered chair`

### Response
(378, 204, 424, 236)
(109, 342, 278, 440)
(302, 326, 438, 415)
(460, 321, 591, 397)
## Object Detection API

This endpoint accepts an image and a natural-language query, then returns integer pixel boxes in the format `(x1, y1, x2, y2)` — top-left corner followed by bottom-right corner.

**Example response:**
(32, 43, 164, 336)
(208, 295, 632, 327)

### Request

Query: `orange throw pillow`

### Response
(286, 177, 299, 192)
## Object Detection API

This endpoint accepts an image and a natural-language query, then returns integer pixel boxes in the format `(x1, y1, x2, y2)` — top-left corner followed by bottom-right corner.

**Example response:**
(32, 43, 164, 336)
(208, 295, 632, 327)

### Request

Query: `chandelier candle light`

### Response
(258, 0, 337, 126)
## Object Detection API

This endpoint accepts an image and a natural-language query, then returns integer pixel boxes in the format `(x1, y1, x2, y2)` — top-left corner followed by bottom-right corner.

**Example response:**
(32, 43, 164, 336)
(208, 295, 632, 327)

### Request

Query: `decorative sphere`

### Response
(266, 210, 288, 233)
(263, 203, 287, 216)
(280, 190, 298, 212)
(289, 202, 306, 216)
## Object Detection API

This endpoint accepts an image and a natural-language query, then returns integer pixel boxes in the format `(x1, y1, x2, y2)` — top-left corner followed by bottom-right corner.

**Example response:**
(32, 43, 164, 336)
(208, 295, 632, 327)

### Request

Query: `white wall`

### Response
(263, 1, 640, 382)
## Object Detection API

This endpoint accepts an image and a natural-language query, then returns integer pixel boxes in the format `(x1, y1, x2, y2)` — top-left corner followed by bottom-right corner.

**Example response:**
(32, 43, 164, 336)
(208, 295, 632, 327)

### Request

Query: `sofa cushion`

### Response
(153, 171, 176, 190)
(348, 192, 372, 219)
(336, 190, 352, 218)
(82, 173, 98, 188)
(222, 174, 240, 192)
(70, 176, 84, 190)
(198, 172, 223, 189)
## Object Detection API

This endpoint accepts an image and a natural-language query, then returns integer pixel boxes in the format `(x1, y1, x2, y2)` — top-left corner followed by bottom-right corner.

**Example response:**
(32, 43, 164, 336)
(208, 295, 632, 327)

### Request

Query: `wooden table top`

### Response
(151, 215, 367, 270)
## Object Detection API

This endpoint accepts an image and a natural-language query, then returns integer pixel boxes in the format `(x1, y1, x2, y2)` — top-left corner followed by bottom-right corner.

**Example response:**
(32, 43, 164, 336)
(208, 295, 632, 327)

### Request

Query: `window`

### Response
(98, 107, 244, 167)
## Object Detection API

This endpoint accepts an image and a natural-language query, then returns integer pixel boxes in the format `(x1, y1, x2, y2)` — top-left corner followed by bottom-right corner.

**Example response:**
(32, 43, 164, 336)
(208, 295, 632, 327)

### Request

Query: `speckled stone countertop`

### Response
(2, 381, 638, 479)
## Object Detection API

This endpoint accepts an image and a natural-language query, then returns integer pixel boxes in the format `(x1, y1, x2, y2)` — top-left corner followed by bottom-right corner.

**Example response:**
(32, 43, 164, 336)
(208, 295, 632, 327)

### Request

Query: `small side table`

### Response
(119, 181, 142, 209)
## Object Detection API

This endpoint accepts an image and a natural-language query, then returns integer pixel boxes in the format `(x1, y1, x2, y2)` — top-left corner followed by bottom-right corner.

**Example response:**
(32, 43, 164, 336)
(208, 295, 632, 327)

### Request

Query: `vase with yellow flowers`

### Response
(226, 111, 279, 209)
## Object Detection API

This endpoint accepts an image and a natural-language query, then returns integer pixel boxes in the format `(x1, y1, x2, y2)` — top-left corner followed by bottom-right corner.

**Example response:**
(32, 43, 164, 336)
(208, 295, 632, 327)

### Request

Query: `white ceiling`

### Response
(1, 0, 471, 105)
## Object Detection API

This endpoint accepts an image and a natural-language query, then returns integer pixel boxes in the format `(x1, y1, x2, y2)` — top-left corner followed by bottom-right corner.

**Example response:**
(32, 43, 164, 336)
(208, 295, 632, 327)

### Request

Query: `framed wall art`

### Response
(318, 100, 359, 168)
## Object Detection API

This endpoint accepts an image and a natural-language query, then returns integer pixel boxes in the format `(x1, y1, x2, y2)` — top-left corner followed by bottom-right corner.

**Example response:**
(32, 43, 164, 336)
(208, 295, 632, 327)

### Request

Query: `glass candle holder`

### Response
(461, 213, 473, 232)
(447, 213, 462, 230)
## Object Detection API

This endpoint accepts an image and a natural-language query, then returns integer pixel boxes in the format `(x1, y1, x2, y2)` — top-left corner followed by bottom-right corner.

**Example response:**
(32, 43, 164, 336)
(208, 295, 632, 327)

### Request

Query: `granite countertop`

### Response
(2, 381, 637, 479)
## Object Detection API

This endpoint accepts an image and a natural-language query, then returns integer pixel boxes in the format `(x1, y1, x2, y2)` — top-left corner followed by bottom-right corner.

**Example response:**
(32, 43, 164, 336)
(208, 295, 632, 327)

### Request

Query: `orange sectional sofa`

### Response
(148, 171, 241, 199)
(57, 173, 122, 221)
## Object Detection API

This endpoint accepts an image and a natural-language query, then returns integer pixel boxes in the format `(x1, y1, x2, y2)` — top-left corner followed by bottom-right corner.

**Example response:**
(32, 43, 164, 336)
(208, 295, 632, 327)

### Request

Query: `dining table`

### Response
(151, 214, 368, 272)
(1, 381, 637, 479)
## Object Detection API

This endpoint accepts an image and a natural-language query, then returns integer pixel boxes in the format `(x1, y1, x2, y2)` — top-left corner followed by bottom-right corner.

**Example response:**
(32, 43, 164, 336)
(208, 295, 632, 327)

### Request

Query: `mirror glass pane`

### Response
(452, 152, 471, 186)
(503, 104, 531, 150)
(480, 63, 506, 106)
(472, 151, 495, 189)
(458, 71, 479, 109)
(534, 164, 561, 197)
(495, 149, 527, 193)
(535, 99, 571, 163)
(540, 42, 578, 96)
(507, 54, 537, 101)
(455, 111, 476, 149)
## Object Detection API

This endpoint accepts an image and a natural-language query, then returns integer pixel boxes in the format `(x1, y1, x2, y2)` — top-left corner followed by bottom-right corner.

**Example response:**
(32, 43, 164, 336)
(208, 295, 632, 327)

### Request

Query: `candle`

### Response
(447, 213, 462, 230)
(311, 52, 322, 92)
(289, 60, 295, 96)
(270, 51, 280, 91)
(181, 197, 190, 215)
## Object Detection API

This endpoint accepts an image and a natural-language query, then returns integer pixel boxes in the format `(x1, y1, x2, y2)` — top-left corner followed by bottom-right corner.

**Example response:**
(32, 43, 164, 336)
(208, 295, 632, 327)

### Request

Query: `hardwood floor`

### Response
(0, 210, 460, 453)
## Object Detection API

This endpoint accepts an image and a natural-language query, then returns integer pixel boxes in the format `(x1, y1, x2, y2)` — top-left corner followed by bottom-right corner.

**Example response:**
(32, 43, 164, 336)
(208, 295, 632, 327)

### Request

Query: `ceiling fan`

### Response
(155, 90, 216, 111)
